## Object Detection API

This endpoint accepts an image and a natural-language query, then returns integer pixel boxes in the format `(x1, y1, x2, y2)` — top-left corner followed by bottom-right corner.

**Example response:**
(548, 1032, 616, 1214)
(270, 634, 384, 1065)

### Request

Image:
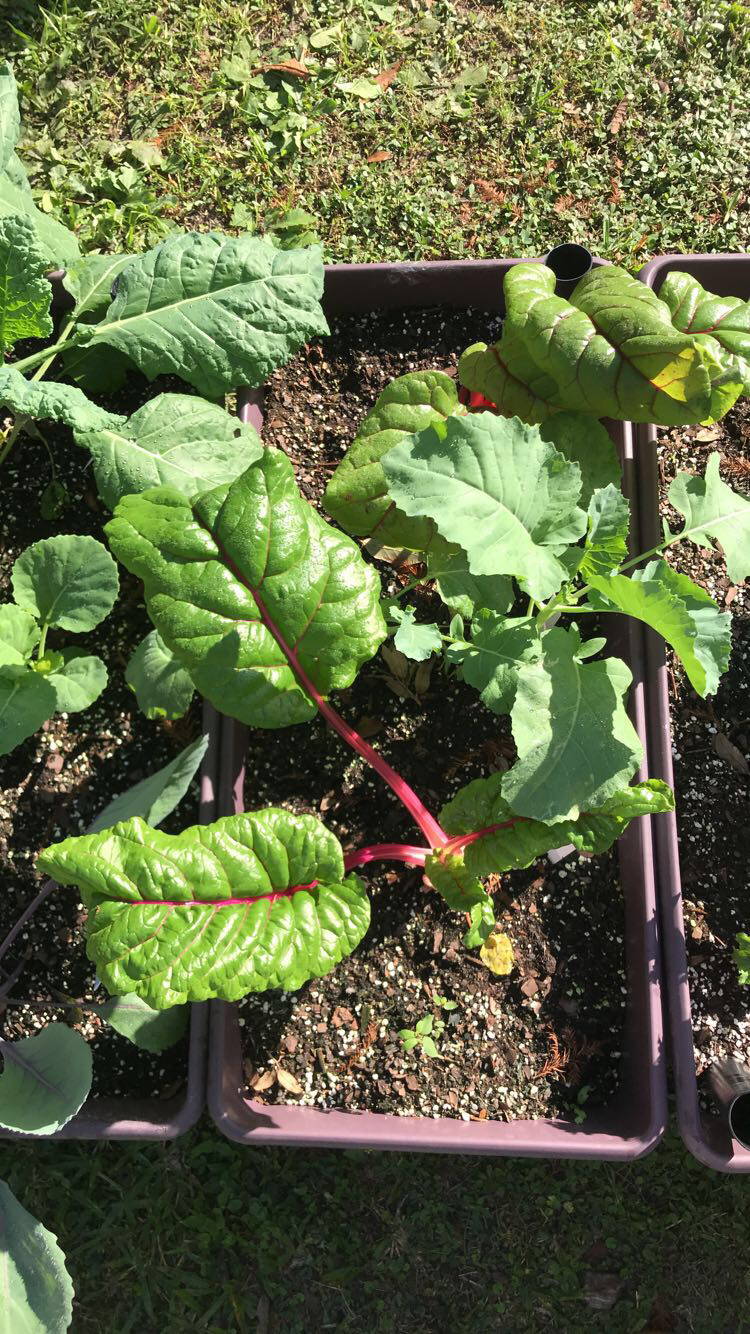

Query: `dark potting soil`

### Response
(656, 403, 750, 1103)
(0, 369, 203, 1103)
(237, 307, 628, 1123)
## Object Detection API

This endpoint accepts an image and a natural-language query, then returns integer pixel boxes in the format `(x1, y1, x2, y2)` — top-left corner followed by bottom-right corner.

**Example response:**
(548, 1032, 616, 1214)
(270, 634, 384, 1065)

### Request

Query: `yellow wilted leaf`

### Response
(480, 929, 514, 976)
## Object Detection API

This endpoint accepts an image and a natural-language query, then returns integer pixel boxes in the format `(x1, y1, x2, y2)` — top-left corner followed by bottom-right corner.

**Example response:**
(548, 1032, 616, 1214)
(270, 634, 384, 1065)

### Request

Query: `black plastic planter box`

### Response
(637, 252, 750, 1172)
(208, 257, 667, 1159)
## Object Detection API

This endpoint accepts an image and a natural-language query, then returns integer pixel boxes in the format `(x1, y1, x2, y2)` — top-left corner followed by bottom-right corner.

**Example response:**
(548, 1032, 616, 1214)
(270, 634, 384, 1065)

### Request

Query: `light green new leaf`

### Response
(101, 994, 188, 1052)
(89, 734, 208, 832)
(0, 364, 124, 432)
(0, 604, 39, 665)
(61, 251, 132, 319)
(587, 559, 731, 697)
(76, 232, 328, 398)
(43, 649, 107, 713)
(440, 770, 672, 876)
(660, 270, 750, 415)
(423, 851, 489, 912)
(382, 413, 586, 602)
(579, 484, 630, 579)
(449, 610, 540, 715)
(12, 535, 119, 632)
(0, 215, 52, 352)
(460, 263, 714, 425)
(669, 452, 750, 585)
(734, 933, 750, 986)
(0, 1025, 92, 1134)
(0, 1180, 74, 1334)
(0, 666, 56, 755)
(540, 412, 621, 506)
(391, 606, 442, 661)
(75, 392, 263, 509)
(105, 449, 386, 729)
(462, 897, 496, 948)
(38, 810, 371, 1006)
(502, 626, 642, 822)
(426, 535, 514, 618)
(125, 630, 195, 720)
(324, 371, 465, 549)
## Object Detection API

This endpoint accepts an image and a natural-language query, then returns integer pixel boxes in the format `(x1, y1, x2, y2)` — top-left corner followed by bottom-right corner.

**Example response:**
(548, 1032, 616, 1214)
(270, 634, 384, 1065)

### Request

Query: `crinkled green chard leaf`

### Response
(105, 449, 386, 729)
(501, 625, 643, 822)
(0, 63, 79, 267)
(100, 994, 188, 1052)
(73, 232, 328, 399)
(89, 734, 208, 833)
(669, 452, 750, 585)
(324, 370, 465, 549)
(0, 1024, 92, 1134)
(587, 560, 731, 698)
(0, 1180, 74, 1334)
(447, 610, 541, 715)
(659, 270, 750, 418)
(578, 484, 630, 580)
(0, 604, 39, 665)
(425, 535, 514, 619)
(429, 770, 673, 885)
(0, 665, 56, 756)
(125, 630, 195, 720)
(37, 810, 371, 1007)
(0, 215, 52, 353)
(382, 412, 586, 602)
(0, 364, 124, 433)
(73, 392, 263, 510)
(460, 263, 714, 425)
(12, 535, 119, 632)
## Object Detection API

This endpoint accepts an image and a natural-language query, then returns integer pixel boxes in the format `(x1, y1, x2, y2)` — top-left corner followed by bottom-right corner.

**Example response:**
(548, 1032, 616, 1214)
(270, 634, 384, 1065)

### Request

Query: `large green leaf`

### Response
(38, 810, 371, 1006)
(89, 734, 208, 832)
(0, 172, 80, 267)
(669, 452, 750, 585)
(0, 60, 20, 172)
(12, 535, 119, 632)
(578, 484, 630, 580)
(125, 630, 195, 720)
(74, 392, 263, 509)
(587, 559, 731, 697)
(42, 649, 108, 713)
(448, 610, 541, 714)
(61, 251, 132, 319)
(0, 364, 124, 433)
(0, 215, 52, 353)
(100, 994, 188, 1052)
(0, 1025, 92, 1134)
(0, 666, 56, 756)
(105, 449, 386, 728)
(540, 412, 621, 507)
(324, 371, 465, 549)
(0, 604, 39, 665)
(75, 232, 328, 398)
(426, 535, 514, 618)
(502, 626, 642, 821)
(0, 1180, 74, 1334)
(460, 263, 715, 425)
(382, 413, 586, 602)
(660, 270, 750, 415)
(436, 770, 673, 876)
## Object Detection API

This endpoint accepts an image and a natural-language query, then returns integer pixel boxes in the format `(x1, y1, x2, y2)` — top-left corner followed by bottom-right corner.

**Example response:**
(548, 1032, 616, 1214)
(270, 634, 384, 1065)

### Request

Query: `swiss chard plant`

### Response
(34, 396, 749, 1009)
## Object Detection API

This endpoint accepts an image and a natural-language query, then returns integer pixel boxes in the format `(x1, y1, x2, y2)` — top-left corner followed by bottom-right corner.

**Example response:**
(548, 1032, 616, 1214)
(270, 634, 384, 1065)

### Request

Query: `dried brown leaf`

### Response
(276, 1066, 304, 1095)
(252, 59, 310, 78)
(713, 732, 750, 774)
(381, 644, 411, 679)
(367, 150, 393, 163)
(375, 60, 402, 90)
(250, 1069, 275, 1092)
(608, 97, 629, 134)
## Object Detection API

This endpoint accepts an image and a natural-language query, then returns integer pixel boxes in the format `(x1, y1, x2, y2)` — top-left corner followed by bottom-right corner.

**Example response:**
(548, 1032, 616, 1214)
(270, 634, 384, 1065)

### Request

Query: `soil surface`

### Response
(237, 308, 628, 1123)
(655, 403, 750, 1100)
(0, 366, 202, 1102)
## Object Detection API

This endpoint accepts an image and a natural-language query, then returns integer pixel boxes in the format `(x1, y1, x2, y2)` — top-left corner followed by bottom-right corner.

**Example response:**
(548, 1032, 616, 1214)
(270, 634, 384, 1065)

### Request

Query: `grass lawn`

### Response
(1, 0, 750, 1329)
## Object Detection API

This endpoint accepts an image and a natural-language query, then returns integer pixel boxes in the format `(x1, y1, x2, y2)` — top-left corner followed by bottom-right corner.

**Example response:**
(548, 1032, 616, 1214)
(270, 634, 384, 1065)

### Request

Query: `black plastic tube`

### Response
(544, 243, 593, 297)
(708, 1059, 750, 1150)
